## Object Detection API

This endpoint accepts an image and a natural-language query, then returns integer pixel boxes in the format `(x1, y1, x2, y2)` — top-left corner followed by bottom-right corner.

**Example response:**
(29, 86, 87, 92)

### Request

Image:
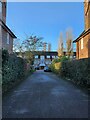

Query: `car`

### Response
(44, 66, 52, 72)
(35, 66, 39, 70)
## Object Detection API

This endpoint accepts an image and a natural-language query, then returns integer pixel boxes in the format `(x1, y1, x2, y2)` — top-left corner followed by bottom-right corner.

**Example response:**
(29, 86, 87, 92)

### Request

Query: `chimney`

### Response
(0, 0, 6, 23)
(84, 0, 90, 31)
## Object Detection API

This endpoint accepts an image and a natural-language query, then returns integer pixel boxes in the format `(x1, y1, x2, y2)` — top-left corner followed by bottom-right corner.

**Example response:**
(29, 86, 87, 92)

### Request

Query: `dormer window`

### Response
(81, 38, 83, 49)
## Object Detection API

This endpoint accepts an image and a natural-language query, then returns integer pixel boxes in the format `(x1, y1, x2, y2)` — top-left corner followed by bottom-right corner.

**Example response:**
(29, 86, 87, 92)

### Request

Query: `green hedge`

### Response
(50, 56, 69, 74)
(50, 63, 58, 74)
(52, 56, 69, 63)
(2, 50, 27, 93)
(60, 58, 90, 87)
(50, 62, 61, 74)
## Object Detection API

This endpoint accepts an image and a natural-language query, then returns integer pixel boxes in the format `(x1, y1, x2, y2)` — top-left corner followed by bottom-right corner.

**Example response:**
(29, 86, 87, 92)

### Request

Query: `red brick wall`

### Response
(84, 1, 90, 31)
(76, 1, 90, 59)
(76, 32, 90, 59)
(88, 3, 90, 29)
(2, 2, 6, 23)
(76, 42, 79, 59)
(2, 27, 13, 54)
(88, 32, 90, 57)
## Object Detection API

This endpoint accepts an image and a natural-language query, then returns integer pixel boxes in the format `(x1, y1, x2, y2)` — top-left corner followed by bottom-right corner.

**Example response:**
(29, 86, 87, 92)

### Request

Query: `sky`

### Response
(7, 2, 84, 51)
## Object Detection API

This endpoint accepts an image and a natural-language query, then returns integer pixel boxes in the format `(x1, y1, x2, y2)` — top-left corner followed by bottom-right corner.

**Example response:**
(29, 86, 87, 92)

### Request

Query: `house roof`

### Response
(73, 28, 90, 43)
(32, 51, 58, 56)
(39, 63, 46, 67)
(1, 20, 17, 38)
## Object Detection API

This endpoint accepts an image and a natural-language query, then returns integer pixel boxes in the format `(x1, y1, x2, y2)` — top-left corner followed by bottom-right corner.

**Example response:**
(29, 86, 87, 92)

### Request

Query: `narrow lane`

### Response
(3, 70, 88, 118)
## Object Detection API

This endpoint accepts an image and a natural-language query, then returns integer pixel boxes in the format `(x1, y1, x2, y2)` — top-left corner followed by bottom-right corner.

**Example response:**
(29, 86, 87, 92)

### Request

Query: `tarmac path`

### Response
(2, 70, 88, 118)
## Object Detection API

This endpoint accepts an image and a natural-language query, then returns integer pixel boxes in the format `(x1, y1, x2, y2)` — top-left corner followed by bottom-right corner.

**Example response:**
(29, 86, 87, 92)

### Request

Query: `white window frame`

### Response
(52, 56, 55, 59)
(35, 55, 38, 59)
(47, 55, 50, 59)
(81, 38, 83, 49)
(7, 33, 9, 44)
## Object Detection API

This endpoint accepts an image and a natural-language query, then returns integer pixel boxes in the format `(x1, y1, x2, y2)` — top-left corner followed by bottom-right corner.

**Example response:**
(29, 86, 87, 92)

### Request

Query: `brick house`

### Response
(73, 0, 90, 59)
(16, 51, 76, 69)
(0, 0, 17, 54)
(33, 51, 58, 69)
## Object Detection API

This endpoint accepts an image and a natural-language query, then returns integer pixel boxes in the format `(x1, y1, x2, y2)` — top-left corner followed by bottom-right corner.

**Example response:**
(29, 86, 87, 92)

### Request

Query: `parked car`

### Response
(35, 66, 39, 70)
(44, 66, 52, 72)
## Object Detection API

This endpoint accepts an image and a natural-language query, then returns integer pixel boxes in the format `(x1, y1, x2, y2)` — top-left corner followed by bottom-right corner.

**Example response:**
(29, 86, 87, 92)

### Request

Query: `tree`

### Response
(13, 39, 24, 57)
(58, 32, 64, 57)
(23, 35, 44, 64)
(43, 42, 47, 51)
(23, 35, 43, 51)
(66, 28, 73, 58)
(48, 43, 51, 52)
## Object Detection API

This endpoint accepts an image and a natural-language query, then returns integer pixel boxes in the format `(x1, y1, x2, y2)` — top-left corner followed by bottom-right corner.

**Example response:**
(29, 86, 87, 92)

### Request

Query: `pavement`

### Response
(2, 70, 89, 118)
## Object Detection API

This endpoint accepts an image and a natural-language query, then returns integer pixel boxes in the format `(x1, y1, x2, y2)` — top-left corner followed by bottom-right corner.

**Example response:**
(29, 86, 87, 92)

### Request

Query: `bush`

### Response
(60, 58, 90, 87)
(2, 49, 9, 65)
(50, 56, 90, 88)
(50, 62, 56, 73)
(52, 56, 69, 63)
(2, 50, 27, 93)
(50, 56, 69, 74)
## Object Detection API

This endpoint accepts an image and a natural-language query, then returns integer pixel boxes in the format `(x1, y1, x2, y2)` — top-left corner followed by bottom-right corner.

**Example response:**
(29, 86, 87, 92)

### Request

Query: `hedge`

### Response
(52, 56, 69, 63)
(50, 62, 61, 74)
(60, 58, 90, 87)
(2, 50, 27, 93)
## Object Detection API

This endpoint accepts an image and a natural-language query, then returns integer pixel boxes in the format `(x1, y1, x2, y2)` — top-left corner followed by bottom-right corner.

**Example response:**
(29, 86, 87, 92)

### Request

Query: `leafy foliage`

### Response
(23, 35, 44, 51)
(50, 56, 90, 88)
(60, 58, 90, 87)
(2, 50, 27, 93)
(50, 56, 69, 74)
(22, 35, 44, 64)
(66, 29, 73, 57)
(58, 32, 63, 57)
(52, 56, 69, 63)
(2, 49, 9, 65)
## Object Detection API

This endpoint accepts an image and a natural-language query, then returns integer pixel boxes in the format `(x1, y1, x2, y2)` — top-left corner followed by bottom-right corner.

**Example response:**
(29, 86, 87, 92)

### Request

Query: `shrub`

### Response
(60, 58, 90, 87)
(52, 56, 69, 63)
(2, 50, 27, 93)
(2, 49, 9, 65)
(50, 63, 58, 74)
(50, 56, 69, 74)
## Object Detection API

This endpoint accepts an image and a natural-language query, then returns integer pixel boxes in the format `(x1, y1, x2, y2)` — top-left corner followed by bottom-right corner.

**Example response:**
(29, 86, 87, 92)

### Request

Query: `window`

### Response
(81, 38, 83, 49)
(35, 55, 38, 59)
(56, 56, 58, 58)
(47, 56, 50, 58)
(52, 56, 55, 59)
(40, 56, 45, 60)
(7, 33, 9, 44)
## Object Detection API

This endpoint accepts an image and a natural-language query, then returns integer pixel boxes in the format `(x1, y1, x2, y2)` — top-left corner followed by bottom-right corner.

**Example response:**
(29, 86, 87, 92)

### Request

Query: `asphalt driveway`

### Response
(2, 70, 88, 118)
